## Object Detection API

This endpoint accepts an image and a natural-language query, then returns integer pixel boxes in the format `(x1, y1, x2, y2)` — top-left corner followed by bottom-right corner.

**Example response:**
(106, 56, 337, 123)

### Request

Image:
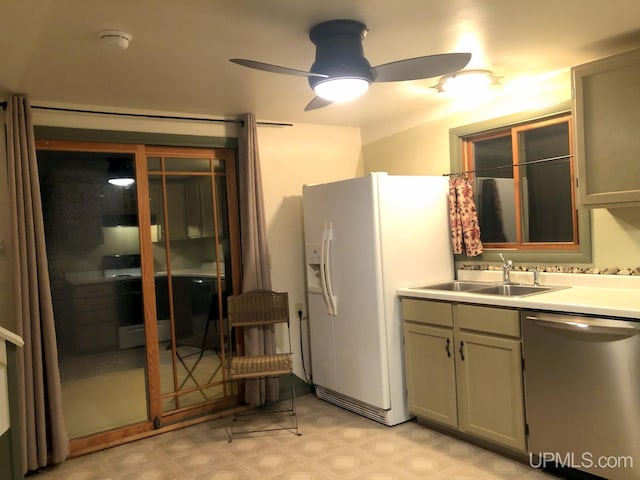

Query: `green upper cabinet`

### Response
(573, 47, 640, 208)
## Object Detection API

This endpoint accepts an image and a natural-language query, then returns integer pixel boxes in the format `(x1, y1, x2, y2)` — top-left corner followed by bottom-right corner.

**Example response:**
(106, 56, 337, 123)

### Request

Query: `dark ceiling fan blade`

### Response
(304, 96, 333, 111)
(230, 59, 329, 78)
(371, 53, 472, 82)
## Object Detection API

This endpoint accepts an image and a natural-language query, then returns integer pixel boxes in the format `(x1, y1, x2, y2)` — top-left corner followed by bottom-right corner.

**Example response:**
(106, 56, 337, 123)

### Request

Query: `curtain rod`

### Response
(444, 154, 572, 177)
(0, 101, 293, 127)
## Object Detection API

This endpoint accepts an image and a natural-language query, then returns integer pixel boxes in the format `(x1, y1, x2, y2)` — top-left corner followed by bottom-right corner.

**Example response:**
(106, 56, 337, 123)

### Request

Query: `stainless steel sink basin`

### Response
(416, 281, 569, 297)
(418, 281, 493, 292)
(471, 284, 562, 297)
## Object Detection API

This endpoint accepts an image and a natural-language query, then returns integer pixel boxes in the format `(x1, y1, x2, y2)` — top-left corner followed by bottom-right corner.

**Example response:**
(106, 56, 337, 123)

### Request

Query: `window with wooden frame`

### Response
(450, 103, 591, 263)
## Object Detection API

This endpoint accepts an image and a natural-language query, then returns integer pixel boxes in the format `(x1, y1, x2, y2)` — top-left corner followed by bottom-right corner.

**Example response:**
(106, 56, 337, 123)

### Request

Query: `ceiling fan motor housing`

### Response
(308, 19, 374, 89)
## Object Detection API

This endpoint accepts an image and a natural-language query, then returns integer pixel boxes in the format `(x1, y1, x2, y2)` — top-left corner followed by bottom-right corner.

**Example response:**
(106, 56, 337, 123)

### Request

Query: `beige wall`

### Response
(256, 122, 362, 370)
(361, 70, 640, 269)
(0, 106, 362, 378)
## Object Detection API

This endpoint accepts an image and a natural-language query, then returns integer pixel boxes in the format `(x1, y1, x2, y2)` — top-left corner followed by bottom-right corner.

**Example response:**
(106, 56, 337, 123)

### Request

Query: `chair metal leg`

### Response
(228, 374, 301, 441)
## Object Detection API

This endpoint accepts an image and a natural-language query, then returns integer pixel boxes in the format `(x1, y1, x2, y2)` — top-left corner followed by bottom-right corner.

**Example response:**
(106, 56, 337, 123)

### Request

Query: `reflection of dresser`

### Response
(70, 282, 118, 353)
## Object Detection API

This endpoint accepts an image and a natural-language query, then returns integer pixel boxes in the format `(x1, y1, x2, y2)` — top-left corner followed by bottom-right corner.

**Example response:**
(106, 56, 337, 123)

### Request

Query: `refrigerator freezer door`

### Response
(304, 176, 388, 408)
(303, 183, 338, 391)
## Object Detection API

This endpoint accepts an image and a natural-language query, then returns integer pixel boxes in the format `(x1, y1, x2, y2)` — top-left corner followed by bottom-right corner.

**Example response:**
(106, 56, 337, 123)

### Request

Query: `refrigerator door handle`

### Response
(319, 221, 332, 315)
(324, 221, 338, 316)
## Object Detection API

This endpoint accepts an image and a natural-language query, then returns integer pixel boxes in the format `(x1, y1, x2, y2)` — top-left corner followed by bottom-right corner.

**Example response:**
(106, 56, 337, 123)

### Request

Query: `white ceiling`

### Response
(1, 0, 639, 130)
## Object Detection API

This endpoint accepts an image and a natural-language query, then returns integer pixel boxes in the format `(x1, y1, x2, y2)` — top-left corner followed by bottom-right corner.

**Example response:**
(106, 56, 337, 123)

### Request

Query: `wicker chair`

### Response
(226, 289, 300, 441)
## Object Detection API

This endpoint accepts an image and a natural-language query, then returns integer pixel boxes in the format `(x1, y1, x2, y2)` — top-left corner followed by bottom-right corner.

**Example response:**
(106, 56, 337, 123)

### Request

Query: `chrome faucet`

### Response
(530, 267, 540, 286)
(499, 253, 513, 285)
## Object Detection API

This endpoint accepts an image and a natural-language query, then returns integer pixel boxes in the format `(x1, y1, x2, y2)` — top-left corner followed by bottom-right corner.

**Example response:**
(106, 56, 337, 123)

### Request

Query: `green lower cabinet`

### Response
(403, 321, 457, 428)
(455, 330, 526, 450)
(402, 299, 527, 452)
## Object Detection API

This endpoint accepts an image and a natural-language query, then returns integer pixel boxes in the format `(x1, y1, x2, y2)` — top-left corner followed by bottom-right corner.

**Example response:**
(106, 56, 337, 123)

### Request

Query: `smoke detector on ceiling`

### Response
(98, 30, 132, 50)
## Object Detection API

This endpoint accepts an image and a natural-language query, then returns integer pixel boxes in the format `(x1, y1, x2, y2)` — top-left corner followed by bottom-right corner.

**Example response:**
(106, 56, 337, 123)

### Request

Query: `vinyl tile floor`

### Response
(28, 393, 559, 480)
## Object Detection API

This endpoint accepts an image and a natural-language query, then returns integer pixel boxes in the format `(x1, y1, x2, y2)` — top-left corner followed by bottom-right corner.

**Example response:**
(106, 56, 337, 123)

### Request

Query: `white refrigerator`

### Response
(302, 172, 454, 426)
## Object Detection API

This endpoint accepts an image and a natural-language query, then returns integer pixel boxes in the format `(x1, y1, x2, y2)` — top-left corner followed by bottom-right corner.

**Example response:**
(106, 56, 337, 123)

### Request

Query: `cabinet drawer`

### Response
(402, 299, 453, 327)
(72, 282, 113, 298)
(74, 294, 114, 312)
(455, 304, 520, 337)
(75, 308, 115, 326)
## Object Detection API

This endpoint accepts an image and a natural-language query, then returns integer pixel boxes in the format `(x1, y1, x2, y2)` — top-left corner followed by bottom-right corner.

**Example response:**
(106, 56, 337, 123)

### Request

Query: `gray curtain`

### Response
(237, 112, 278, 405)
(6, 95, 69, 472)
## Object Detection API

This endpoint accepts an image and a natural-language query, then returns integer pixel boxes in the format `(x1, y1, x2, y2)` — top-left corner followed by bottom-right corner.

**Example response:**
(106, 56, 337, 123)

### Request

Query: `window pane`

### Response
(165, 157, 211, 172)
(213, 158, 224, 173)
(472, 136, 517, 243)
(147, 156, 162, 171)
(519, 123, 573, 242)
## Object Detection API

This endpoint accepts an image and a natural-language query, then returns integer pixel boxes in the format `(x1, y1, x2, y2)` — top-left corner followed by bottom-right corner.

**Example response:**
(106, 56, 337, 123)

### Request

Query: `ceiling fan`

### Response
(230, 19, 471, 111)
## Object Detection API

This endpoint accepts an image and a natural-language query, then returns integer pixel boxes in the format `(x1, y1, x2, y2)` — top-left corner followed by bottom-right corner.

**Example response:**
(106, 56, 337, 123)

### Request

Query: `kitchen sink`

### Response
(471, 284, 565, 297)
(418, 281, 494, 292)
(416, 281, 569, 297)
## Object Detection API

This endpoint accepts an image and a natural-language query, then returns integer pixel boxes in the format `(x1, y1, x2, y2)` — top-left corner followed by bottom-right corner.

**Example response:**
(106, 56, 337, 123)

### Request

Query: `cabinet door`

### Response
(166, 181, 187, 240)
(456, 331, 526, 451)
(573, 47, 640, 207)
(198, 177, 215, 238)
(71, 283, 117, 353)
(185, 178, 203, 238)
(184, 177, 215, 239)
(148, 179, 164, 242)
(403, 322, 457, 427)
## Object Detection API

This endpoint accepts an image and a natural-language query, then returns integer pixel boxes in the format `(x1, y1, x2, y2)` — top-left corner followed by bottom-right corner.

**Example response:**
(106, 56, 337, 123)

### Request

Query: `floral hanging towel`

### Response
(448, 176, 483, 257)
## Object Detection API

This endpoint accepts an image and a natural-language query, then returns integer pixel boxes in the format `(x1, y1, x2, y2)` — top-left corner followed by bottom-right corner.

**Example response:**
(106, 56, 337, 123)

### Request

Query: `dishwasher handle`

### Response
(526, 314, 640, 337)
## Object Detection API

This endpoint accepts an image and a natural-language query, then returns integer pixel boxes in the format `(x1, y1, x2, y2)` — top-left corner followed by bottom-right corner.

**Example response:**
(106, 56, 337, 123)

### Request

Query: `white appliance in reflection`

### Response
(303, 172, 454, 425)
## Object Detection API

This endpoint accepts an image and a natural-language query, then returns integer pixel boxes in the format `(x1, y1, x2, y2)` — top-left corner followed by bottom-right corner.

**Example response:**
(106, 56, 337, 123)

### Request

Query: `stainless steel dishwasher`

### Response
(522, 311, 640, 480)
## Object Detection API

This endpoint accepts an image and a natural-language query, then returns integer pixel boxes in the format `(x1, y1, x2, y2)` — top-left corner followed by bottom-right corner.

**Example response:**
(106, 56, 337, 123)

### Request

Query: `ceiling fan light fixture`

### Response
(436, 69, 498, 95)
(313, 77, 370, 102)
(230, 18, 472, 110)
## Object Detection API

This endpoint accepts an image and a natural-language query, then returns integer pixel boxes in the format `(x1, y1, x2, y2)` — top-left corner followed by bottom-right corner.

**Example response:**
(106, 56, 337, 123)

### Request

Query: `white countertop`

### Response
(398, 270, 640, 320)
(65, 268, 221, 285)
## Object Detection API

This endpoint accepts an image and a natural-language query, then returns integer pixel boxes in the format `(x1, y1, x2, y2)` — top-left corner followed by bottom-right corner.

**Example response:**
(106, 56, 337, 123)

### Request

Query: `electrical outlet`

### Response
(295, 303, 304, 316)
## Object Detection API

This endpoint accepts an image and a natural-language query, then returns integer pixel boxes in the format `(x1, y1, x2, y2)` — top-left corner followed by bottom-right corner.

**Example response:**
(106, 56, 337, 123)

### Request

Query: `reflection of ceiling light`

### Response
(107, 157, 135, 187)
(313, 77, 370, 102)
(108, 177, 135, 187)
(98, 30, 132, 50)
(434, 69, 499, 95)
